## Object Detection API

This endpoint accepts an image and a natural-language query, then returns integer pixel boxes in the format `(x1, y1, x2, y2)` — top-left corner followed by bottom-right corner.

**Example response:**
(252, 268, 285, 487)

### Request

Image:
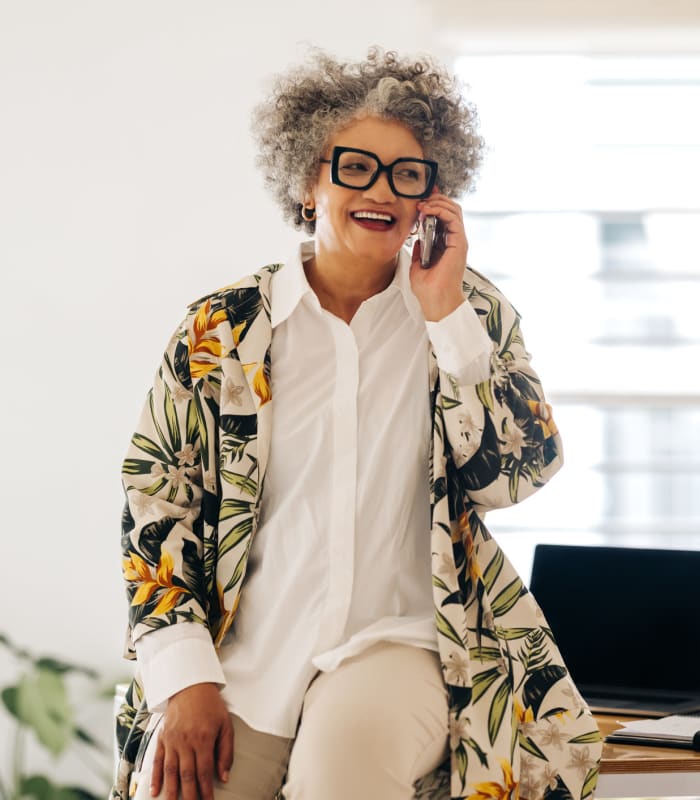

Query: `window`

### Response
(454, 55, 700, 576)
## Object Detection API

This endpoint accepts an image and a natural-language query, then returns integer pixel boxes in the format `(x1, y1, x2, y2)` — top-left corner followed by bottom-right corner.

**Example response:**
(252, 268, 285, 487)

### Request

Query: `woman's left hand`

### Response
(409, 190, 467, 322)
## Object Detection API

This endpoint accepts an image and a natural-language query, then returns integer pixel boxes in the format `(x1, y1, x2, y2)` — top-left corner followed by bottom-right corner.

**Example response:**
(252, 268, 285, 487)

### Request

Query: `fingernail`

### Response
(222, 771, 230, 783)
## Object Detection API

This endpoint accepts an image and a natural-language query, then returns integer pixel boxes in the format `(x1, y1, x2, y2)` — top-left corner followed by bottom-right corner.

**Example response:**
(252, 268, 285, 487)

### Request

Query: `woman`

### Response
(114, 48, 601, 800)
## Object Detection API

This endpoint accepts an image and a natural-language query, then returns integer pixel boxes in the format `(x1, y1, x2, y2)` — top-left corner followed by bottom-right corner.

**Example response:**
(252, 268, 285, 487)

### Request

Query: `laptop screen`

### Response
(528, 544, 700, 694)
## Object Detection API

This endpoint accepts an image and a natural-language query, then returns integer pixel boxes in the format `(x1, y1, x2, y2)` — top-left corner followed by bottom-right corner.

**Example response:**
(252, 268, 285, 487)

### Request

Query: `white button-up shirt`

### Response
(136, 242, 492, 736)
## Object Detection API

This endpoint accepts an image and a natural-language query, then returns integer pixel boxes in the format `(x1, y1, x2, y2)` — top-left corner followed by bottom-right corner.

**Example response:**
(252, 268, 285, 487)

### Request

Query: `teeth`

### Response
(352, 211, 393, 223)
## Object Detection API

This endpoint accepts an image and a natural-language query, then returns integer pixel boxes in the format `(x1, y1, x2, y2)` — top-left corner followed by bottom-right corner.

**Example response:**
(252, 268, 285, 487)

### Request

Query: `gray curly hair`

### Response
(251, 46, 484, 235)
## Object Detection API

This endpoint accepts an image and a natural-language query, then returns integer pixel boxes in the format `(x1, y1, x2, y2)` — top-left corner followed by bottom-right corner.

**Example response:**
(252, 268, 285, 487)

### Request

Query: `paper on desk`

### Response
(614, 715, 700, 741)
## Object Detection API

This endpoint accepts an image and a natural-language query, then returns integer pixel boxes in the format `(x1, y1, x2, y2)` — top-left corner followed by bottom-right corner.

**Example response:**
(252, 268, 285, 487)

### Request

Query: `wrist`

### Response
(420, 293, 464, 322)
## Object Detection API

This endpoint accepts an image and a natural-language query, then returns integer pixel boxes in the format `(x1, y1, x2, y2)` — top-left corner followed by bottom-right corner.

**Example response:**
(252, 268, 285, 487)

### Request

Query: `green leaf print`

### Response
(163, 380, 182, 453)
(476, 379, 494, 412)
(123, 459, 157, 475)
(468, 646, 502, 663)
(580, 766, 599, 799)
(569, 731, 602, 745)
(441, 395, 462, 410)
(138, 518, 178, 563)
(148, 392, 176, 459)
(495, 626, 535, 641)
(186, 399, 198, 445)
(487, 677, 511, 746)
(508, 466, 521, 504)
(220, 470, 257, 497)
(432, 574, 451, 593)
(522, 665, 567, 718)
(434, 609, 464, 647)
(131, 433, 169, 462)
(223, 550, 249, 593)
(517, 629, 549, 676)
(471, 667, 502, 703)
(455, 742, 468, 791)
(218, 517, 253, 559)
(218, 498, 254, 521)
(490, 576, 527, 618)
(482, 548, 504, 593)
(519, 730, 548, 760)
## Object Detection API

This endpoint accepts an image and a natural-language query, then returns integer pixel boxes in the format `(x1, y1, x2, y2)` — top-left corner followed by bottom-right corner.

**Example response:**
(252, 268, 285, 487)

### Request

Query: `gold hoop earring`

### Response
(301, 205, 316, 222)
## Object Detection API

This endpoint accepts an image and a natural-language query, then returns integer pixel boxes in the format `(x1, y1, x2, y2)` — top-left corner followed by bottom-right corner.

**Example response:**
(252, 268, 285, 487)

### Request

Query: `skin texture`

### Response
(150, 114, 468, 800)
(150, 683, 232, 800)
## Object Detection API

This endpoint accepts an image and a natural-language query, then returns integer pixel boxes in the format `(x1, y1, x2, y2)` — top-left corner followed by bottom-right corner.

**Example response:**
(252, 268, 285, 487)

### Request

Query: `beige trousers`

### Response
(134, 641, 449, 800)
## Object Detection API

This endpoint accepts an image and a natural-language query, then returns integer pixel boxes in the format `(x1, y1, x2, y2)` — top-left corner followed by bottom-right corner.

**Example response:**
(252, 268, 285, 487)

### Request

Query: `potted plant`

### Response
(0, 633, 111, 800)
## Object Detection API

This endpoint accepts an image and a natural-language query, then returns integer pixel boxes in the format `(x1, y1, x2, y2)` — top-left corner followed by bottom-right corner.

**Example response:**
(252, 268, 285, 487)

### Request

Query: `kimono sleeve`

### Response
(438, 268, 563, 514)
(120, 312, 211, 656)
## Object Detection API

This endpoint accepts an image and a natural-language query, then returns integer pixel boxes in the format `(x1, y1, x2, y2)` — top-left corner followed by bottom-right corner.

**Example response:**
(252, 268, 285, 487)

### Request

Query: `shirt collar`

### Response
(270, 241, 424, 328)
(270, 241, 318, 329)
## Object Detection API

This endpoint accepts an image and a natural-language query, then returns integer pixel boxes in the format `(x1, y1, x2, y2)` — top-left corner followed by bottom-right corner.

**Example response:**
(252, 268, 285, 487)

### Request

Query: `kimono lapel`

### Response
(210, 267, 276, 645)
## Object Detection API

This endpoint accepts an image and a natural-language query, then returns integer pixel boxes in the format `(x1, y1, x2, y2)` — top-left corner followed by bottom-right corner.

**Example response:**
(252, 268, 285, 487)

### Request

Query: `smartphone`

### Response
(420, 215, 440, 268)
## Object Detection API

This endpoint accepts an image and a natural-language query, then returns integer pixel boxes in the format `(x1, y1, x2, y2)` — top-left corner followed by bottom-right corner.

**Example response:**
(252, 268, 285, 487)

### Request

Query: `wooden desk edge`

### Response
(596, 713, 700, 775)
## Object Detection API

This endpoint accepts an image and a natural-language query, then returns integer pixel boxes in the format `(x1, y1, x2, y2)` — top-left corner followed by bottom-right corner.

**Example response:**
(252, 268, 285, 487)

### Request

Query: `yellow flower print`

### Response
(242, 362, 271, 406)
(467, 758, 519, 800)
(527, 400, 559, 439)
(122, 549, 188, 615)
(457, 510, 482, 584)
(514, 697, 535, 726)
(232, 321, 246, 346)
(188, 299, 229, 379)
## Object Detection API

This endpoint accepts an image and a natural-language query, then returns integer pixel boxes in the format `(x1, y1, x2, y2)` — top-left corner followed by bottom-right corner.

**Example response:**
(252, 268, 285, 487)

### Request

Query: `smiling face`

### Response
(305, 116, 424, 271)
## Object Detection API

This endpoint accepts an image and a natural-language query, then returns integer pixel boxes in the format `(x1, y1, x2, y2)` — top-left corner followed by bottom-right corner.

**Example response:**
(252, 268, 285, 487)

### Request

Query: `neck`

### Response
(304, 242, 398, 324)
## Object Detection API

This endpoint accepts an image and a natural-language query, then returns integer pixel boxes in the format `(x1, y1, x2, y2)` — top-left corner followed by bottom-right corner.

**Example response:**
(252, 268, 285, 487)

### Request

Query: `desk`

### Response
(595, 714, 700, 797)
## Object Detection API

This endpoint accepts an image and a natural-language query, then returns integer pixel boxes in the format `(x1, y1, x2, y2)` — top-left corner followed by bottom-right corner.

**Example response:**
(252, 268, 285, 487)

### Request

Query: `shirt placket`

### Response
(312, 312, 359, 654)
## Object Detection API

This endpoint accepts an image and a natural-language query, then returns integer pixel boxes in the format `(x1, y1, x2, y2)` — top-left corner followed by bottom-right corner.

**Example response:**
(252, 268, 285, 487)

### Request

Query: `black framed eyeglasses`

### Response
(319, 146, 438, 199)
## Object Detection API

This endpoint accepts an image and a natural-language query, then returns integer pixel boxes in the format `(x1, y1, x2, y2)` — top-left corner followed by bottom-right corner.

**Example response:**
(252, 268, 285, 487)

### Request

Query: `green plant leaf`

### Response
(74, 725, 100, 748)
(20, 775, 54, 800)
(19, 777, 102, 800)
(34, 657, 97, 679)
(1, 685, 20, 718)
(17, 669, 74, 756)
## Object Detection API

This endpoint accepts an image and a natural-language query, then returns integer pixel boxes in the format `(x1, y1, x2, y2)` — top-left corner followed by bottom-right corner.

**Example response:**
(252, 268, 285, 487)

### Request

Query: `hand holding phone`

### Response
(419, 215, 440, 268)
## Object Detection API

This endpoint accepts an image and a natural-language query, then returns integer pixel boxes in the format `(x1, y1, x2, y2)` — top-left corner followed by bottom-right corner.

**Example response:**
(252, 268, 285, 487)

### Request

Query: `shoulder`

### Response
(463, 264, 522, 320)
(186, 262, 284, 316)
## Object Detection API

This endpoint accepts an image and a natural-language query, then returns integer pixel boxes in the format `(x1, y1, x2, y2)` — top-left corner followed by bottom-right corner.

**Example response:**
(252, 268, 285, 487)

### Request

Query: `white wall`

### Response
(0, 1, 425, 687)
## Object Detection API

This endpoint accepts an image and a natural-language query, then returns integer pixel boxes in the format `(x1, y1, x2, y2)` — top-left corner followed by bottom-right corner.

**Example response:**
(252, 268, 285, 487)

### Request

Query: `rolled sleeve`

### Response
(425, 300, 492, 385)
(135, 622, 226, 713)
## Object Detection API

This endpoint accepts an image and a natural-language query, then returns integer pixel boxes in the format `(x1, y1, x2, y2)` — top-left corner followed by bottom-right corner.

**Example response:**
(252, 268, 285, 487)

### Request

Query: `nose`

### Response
(362, 169, 396, 203)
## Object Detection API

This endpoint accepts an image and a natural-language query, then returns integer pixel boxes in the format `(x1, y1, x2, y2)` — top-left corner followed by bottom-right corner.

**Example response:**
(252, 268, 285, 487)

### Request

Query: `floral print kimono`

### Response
(114, 260, 602, 800)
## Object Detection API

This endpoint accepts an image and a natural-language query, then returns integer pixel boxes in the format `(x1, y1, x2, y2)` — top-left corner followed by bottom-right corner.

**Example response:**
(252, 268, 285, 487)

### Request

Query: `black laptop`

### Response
(528, 543, 700, 717)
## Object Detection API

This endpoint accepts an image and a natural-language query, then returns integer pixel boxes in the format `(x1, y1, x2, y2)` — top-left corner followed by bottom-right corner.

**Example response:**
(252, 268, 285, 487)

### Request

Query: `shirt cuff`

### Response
(135, 622, 226, 713)
(425, 300, 493, 385)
